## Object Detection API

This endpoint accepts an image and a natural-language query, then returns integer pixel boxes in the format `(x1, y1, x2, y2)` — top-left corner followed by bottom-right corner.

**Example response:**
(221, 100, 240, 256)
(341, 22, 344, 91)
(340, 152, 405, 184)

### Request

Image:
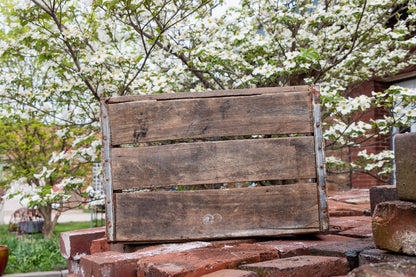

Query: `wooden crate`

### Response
(100, 85, 328, 243)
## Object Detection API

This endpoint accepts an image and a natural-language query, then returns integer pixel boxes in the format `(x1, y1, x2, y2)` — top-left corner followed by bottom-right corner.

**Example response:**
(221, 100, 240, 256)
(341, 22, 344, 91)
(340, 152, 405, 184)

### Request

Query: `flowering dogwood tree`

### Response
(0, 0, 416, 235)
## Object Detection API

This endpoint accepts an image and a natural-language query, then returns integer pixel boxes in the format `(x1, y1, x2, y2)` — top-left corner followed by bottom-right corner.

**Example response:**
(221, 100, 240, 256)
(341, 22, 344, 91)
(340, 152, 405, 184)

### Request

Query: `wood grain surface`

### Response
(114, 183, 320, 242)
(108, 90, 312, 145)
(111, 137, 316, 190)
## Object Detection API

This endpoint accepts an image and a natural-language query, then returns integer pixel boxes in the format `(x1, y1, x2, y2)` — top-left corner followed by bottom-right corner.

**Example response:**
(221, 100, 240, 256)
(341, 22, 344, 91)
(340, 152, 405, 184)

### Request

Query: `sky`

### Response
(212, 0, 240, 17)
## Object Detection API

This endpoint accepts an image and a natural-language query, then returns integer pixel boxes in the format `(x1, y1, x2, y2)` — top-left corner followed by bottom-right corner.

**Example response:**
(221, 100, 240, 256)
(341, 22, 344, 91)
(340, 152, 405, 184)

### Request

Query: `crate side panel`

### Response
(106, 86, 310, 104)
(114, 183, 319, 242)
(108, 91, 313, 145)
(112, 137, 316, 190)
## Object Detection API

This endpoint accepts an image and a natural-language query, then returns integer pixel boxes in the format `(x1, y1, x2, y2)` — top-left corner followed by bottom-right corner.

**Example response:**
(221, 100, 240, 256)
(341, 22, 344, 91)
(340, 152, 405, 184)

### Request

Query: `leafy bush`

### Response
(0, 220, 104, 273)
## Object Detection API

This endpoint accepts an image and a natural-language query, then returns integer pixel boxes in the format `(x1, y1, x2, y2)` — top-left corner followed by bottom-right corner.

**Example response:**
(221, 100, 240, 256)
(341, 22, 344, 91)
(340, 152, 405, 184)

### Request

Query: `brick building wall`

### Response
(347, 80, 391, 189)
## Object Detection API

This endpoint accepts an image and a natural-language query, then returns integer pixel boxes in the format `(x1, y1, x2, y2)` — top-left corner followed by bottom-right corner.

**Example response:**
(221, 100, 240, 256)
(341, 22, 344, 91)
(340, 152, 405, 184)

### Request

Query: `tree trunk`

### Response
(39, 205, 61, 239)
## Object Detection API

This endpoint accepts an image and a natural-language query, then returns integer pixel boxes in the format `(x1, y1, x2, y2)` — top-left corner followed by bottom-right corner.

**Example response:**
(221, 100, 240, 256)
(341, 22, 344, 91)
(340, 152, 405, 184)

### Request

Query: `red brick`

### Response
(328, 189, 370, 203)
(90, 238, 112, 254)
(201, 269, 258, 277)
(210, 239, 258, 248)
(68, 259, 81, 275)
(80, 241, 211, 277)
(309, 239, 375, 269)
(337, 225, 372, 238)
(328, 199, 370, 217)
(60, 227, 106, 260)
(136, 243, 279, 277)
(348, 261, 416, 277)
(257, 234, 358, 258)
(239, 255, 350, 277)
(330, 216, 372, 231)
(373, 200, 416, 255)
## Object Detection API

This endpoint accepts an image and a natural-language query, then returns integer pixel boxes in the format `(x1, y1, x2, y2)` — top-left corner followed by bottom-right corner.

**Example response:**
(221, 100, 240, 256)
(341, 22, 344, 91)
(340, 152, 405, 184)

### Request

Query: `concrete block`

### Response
(239, 255, 349, 277)
(136, 244, 279, 277)
(348, 261, 416, 277)
(373, 200, 416, 255)
(309, 239, 375, 269)
(395, 132, 416, 201)
(369, 185, 398, 214)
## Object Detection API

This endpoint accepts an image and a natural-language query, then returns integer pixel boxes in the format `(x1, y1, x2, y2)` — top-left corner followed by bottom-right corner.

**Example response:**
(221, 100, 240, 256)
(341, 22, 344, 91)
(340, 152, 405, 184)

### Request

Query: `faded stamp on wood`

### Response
(100, 85, 328, 243)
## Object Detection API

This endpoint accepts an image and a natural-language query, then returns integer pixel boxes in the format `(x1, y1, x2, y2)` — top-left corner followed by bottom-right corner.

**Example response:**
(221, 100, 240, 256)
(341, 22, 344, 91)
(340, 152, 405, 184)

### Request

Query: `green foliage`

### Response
(0, 221, 103, 274)
(0, 226, 65, 273)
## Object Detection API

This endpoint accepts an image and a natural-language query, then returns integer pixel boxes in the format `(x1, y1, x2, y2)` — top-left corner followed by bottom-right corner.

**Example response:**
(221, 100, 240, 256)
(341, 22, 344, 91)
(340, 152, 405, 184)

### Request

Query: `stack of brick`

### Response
(352, 132, 416, 276)
(58, 132, 416, 276)
(61, 188, 385, 277)
(372, 133, 416, 255)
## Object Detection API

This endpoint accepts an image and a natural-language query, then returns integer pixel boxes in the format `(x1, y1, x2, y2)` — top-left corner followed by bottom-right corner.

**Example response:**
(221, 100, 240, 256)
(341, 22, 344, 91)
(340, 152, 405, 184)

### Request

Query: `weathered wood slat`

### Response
(108, 91, 312, 145)
(114, 183, 320, 242)
(105, 86, 310, 104)
(112, 137, 316, 190)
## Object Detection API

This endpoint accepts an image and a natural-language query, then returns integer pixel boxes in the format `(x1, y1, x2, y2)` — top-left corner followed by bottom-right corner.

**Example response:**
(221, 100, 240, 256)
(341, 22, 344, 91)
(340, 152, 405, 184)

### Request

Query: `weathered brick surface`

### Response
(395, 132, 416, 201)
(328, 190, 370, 217)
(309, 239, 375, 269)
(330, 216, 372, 238)
(369, 185, 398, 214)
(373, 200, 416, 255)
(359, 248, 416, 266)
(60, 227, 106, 260)
(337, 224, 372, 238)
(239, 255, 350, 277)
(80, 241, 211, 277)
(348, 261, 416, 277)
(136, 244, 279, 277)
(257, 234, 358, 258)
(67, 259, 81, 275)
(201, 269, 258, 277)
(90, 237, 112, 254)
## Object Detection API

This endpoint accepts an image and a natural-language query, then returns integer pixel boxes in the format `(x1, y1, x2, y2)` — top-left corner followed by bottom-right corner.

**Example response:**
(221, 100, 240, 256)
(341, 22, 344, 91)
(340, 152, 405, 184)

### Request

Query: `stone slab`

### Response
(348, 261, 416, 277)
(257, 234, 358, 258)
(309, 239, 375, 269)
(136, 244, 279, 277)
(369, 185, 398, 214)
(359, 248, 416, 266)
(201, 269, 258, 277)
(239, 255, 349, 277)
(373, 200, 416, 255)
(395, 132, 416, 201)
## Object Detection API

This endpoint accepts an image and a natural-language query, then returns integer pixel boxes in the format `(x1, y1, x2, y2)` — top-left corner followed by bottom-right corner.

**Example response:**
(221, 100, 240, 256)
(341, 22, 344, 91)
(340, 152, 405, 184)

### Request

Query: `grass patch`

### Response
(54, 220, 103, 234)
(0, 220, 103, 274)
